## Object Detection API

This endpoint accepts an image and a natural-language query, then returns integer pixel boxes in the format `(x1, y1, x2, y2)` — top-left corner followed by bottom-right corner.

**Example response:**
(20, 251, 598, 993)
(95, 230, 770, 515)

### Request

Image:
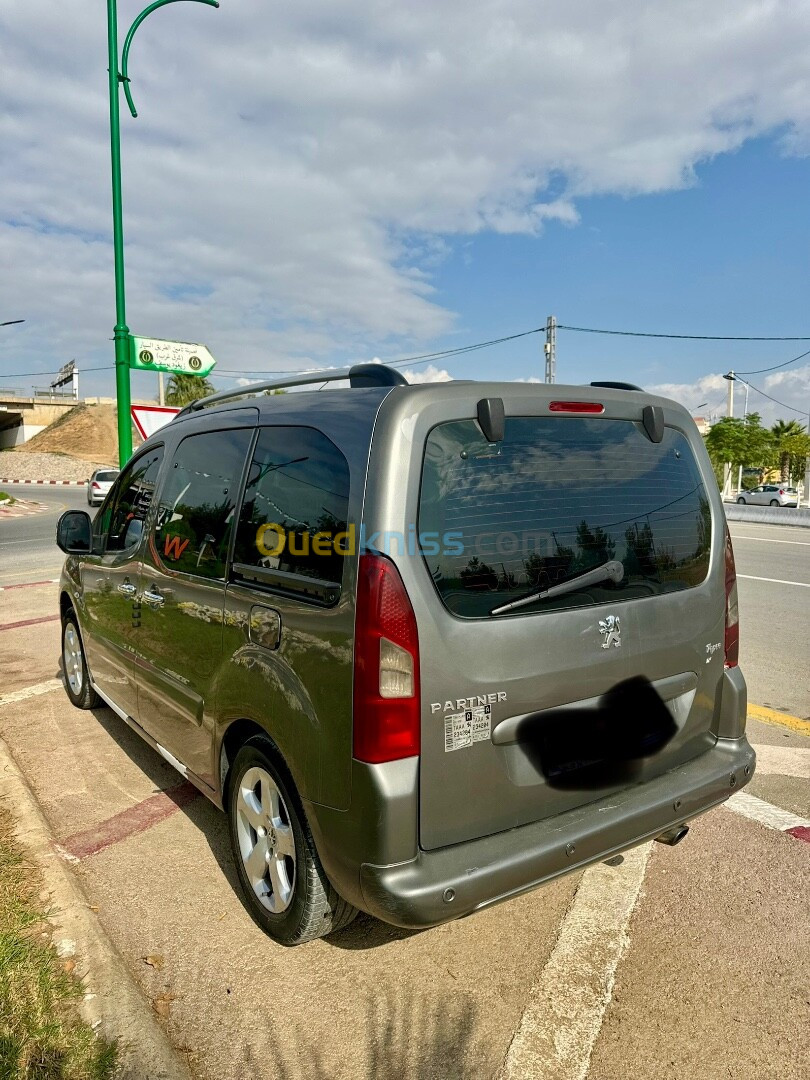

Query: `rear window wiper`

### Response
(490, 559, 625, 616)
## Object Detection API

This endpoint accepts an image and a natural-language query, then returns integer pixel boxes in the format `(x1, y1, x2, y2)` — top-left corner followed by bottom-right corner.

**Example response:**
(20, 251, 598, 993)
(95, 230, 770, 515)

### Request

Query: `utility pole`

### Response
(736, 379, 750, 496)
(722, 371, 735, 498)
(544, 315, 556, 383)
(804, 408, 810, 508)
(106, 0, 219, 466)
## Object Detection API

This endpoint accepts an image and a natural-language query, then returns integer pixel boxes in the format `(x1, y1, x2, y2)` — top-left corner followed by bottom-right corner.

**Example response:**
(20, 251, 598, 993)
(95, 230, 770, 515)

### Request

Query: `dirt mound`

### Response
(17, 403, 137, 465)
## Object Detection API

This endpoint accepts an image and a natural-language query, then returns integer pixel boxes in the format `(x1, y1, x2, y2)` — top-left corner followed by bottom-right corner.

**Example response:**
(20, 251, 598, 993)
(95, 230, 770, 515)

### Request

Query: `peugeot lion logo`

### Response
(599, 615, 621, 649)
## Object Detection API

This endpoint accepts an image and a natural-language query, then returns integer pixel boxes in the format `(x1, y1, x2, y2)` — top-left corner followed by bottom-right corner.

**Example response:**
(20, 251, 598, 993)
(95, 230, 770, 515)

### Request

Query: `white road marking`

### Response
(750, 743, 810, 780)
(723, 791, 810, 832)
(0, 678, 63, 708)
(737, 574, 810, 588)
(499, 843, 651, 1080)
(730, 535, 810, 547)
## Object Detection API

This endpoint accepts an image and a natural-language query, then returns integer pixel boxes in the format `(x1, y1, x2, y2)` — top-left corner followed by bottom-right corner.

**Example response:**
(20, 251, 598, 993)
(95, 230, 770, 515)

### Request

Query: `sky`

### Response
(1, 0, 810, 426)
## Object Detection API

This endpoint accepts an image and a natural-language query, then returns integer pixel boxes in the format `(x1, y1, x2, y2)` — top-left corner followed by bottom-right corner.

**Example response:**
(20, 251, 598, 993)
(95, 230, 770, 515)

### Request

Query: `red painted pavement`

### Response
(1, 580, 58, 591)
(61, 781, 201, 860)
(786, 825, 810, 844)
(0, 614, 61, 631)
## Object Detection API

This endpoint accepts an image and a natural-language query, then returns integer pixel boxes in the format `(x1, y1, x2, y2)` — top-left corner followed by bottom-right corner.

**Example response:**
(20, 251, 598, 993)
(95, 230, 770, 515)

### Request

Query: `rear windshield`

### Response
(95, 471, 119, 482)
(418, 417, 712, 618)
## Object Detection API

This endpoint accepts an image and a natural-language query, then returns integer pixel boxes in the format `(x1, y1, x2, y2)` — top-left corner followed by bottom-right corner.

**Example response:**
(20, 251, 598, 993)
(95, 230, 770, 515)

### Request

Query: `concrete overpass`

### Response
(0, 392, 81, 448)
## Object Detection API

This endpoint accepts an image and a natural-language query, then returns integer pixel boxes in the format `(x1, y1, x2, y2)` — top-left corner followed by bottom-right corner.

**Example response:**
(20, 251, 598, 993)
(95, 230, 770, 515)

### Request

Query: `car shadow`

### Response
(60, 662, 418, 951)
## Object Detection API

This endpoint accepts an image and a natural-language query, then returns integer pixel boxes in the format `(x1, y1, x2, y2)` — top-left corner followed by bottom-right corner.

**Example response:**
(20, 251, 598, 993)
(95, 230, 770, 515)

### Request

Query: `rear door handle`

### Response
(118, 581, 136, 596)
(142, 588, 164, 607)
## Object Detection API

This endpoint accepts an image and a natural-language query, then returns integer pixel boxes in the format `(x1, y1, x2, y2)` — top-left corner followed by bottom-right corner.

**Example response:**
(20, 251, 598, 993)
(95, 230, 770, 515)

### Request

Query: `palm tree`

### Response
(164, 373, 215, 406)
(771, 419, 805, 481)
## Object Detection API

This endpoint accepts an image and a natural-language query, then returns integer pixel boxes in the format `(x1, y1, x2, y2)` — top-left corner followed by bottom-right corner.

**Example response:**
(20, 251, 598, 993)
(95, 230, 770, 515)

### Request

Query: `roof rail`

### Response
(589, 380, 644, 391)
(174, 362, 408, 419)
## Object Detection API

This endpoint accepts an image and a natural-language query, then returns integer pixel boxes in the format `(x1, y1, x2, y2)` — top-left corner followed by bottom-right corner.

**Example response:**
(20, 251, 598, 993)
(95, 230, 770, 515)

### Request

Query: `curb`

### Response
(0, 733, 193, 1080)
(748, 703, 810, 737)
(0, 479, 87, 485)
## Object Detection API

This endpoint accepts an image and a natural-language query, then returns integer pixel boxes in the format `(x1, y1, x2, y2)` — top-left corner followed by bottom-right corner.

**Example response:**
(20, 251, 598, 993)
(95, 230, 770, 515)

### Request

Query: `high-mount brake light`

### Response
(548, 401, 605, 414)
(353, 554, 420, 763)
(724, 527, 740, 667)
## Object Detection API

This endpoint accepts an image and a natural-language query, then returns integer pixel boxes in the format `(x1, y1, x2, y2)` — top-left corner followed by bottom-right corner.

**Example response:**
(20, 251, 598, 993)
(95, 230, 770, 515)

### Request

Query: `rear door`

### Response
(410, 401, 724, 850)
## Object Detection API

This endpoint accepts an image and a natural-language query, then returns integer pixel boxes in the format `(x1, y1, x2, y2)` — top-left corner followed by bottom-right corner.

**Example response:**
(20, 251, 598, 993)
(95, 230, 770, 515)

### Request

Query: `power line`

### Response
(734, 376, 809, 418)
(557, 324, 810, 341)
(735, 347, 810, 376)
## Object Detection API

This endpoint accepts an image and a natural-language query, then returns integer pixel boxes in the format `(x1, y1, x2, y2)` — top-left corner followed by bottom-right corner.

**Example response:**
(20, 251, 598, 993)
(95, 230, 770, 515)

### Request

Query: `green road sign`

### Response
(130, 336, 216, 376)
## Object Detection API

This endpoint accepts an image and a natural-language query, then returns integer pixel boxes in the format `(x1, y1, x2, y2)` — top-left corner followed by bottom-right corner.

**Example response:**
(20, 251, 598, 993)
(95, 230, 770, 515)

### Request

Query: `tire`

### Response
(61, 609, 100, 710)
(770, 499, 779, 506)
(737, 497, 746, 504)
(227, 739, 357, 945)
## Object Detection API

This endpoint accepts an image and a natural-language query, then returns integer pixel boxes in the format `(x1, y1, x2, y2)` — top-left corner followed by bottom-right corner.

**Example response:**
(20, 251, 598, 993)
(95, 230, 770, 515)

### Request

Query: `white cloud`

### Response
(402, 364, 452, 383)
(2, 2, 810, 390)
(650, 365, 810, 426)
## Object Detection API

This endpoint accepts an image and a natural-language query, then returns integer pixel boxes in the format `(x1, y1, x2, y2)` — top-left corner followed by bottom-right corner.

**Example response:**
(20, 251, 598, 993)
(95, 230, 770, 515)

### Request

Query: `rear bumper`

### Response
(359, 735, 755, 929)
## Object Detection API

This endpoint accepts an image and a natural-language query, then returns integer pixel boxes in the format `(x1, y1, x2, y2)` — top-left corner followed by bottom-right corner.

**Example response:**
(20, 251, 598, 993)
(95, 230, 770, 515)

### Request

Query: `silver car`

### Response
(56, 366, 754, 945)
(737, 484, 798, 508)
(86, 468, 119, 506)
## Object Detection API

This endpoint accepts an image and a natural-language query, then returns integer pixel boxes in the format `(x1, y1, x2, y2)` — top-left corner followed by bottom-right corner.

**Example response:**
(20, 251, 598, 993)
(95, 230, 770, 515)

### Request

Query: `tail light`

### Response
(91, 481, 101, 489)
(778, 489, 785, 495)
(353, 553, 420, 763)
(724, 527, 739, 667)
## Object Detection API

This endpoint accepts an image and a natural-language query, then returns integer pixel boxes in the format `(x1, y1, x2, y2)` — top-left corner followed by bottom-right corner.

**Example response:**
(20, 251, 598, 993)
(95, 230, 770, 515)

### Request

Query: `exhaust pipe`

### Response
(655, 824, 689, 847)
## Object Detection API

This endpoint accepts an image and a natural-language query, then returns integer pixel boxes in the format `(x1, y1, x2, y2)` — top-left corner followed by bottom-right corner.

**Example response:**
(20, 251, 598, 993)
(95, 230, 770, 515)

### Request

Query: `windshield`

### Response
(418, 416, 711, 618)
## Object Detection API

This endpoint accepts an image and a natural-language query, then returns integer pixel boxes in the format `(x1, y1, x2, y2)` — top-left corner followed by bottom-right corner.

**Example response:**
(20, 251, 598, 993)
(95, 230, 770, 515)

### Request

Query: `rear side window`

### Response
(419, 417, 711, 618)
(231, 426, 350, 604)
(153, 428, 254, 580)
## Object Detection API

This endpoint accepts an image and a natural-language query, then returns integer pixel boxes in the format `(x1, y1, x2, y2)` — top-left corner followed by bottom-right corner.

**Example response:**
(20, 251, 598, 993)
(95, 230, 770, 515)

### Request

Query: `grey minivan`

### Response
(56, 365, 754, 945)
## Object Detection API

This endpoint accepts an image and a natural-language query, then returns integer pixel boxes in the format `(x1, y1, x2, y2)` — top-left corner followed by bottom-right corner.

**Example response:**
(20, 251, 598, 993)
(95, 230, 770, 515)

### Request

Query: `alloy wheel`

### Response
(235, 766, 296, 913)
(63, 623, 83, 695)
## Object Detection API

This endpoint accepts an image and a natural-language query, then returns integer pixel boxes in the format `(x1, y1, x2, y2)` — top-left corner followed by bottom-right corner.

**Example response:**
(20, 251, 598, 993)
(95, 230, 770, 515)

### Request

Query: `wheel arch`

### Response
(218, 718, 290, 802)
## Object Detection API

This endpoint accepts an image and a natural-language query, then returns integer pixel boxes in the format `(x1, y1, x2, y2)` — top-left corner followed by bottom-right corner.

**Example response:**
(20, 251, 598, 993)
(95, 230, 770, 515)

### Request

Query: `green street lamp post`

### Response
(106, 0, 219, 467)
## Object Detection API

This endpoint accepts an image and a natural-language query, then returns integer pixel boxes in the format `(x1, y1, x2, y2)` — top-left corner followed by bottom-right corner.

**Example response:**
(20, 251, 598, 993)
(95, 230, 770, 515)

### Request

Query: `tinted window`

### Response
(419, 417, 711, 618)
(102, 448, 163, 553)
(153, 429, 253, 580)
(232, 427, 350, 604)
(95, 471, 119, 483)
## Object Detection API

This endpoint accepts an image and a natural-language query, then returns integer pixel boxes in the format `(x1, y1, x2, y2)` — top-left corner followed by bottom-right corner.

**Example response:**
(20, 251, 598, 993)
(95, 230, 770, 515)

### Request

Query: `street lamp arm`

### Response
(120, 0, 219, 118)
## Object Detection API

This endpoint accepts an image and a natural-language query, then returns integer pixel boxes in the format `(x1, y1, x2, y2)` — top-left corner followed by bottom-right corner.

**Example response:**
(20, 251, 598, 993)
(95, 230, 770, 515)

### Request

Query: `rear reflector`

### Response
(724, 527, 739, 667)
(353, 554, 420, 763)
(549, 401, 605, 414)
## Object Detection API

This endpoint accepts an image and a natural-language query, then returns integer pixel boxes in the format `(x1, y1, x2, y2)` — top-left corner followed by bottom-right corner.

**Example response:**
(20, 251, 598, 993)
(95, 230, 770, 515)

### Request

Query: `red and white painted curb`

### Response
(0, 479, 87, 485)
(724, 790, 810, 843)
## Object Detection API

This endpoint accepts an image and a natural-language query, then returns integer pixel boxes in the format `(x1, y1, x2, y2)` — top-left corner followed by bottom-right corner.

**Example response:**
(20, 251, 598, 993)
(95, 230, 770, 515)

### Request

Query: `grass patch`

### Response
(0, 492, 15, 505)
(0, 807, 117, 1079)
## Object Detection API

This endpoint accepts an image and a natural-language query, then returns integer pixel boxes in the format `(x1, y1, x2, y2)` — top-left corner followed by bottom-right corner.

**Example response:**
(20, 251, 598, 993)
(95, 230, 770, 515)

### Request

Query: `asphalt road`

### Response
(0, 484, 92, 586)
(1, 486, 807, 717)
(728, 519, 810, 719)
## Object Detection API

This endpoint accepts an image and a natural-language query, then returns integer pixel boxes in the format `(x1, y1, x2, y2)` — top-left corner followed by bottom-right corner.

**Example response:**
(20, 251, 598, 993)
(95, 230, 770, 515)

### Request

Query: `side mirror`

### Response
(56, 510, 93, 554)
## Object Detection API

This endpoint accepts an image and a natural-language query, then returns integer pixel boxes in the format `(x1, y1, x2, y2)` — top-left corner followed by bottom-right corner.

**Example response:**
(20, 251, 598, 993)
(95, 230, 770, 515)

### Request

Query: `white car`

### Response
(86, 468, 119, 506)
(737, 484, 798, 508)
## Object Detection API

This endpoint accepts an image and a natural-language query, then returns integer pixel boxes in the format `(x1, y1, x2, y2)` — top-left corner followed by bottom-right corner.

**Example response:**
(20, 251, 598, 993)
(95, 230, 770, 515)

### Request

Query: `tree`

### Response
(771, 419, 809, 482)
(705, 413, 774, 484)
(164, 373, 215, 405)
